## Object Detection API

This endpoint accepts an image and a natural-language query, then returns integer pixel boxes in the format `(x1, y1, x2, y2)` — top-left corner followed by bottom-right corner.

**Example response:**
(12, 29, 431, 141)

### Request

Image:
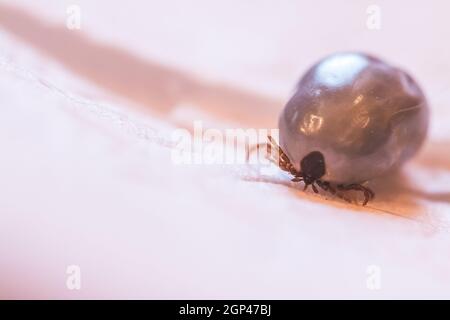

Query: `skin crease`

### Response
(279, 52, 430, 184)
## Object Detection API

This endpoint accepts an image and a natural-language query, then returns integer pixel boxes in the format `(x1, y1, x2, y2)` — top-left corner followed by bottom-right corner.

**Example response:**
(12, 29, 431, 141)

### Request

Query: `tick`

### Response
(252, 52, 429, 205)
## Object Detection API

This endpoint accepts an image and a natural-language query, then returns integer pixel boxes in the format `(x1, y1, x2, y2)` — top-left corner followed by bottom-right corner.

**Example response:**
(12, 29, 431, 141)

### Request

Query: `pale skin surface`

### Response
(1, 1, 450, 299)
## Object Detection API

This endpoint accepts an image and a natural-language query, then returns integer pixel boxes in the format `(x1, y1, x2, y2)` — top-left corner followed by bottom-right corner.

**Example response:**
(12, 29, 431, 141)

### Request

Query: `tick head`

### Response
(300, 151, 326, 183)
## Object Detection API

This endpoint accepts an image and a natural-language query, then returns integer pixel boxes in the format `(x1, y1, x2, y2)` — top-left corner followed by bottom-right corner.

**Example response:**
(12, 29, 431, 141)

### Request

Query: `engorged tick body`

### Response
(260, 52, 429, 205)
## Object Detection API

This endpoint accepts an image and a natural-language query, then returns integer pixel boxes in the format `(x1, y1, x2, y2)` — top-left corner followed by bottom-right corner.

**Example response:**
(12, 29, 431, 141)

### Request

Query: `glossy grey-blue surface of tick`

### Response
(278, 52, 429, 184)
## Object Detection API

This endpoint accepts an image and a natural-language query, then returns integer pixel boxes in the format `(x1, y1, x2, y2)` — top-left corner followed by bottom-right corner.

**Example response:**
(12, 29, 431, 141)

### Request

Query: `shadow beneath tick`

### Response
(415, 139, 450, 172)
(0, 4, 280, 128)
(367, 140, 450, 219)
(400, 140, 450, 204)
(249, 166, 439, 220)
(244, 140, 450, 221)
(242, 168, 414, 216)
(367, 171, 427, 219)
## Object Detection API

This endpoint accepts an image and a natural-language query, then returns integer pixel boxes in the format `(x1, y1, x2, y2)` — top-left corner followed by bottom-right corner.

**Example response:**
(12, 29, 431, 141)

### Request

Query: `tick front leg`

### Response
(246, 136, 300, 177)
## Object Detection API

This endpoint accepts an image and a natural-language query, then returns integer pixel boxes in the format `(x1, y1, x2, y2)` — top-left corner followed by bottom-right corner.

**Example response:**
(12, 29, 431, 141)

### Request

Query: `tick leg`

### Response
(316, 180, 354, 204)
(336, 183, 375, 206)
(246, 142, 269, 163)
(267, 135, 289, 161)
(246, 135, 301, 177)
(316, 180, 334, 193)
(317, 180, 374, 206)
(266, 135, 300, 176)
(311, 183, 319, 194)
(246, 142, 282, 169)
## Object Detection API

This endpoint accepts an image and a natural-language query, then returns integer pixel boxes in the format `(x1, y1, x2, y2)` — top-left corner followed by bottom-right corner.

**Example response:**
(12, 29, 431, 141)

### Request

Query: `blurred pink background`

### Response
(0, 0, 450, 299)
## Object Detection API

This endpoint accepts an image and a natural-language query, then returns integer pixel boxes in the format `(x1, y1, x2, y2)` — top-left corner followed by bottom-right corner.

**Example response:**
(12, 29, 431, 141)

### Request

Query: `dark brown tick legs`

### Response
(315, 179, 374, 206)
(246, 135, 298, 177)
(336, 183, 375, 206)
(246, 136, 374, 206)
(316, 180, 353, 204)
